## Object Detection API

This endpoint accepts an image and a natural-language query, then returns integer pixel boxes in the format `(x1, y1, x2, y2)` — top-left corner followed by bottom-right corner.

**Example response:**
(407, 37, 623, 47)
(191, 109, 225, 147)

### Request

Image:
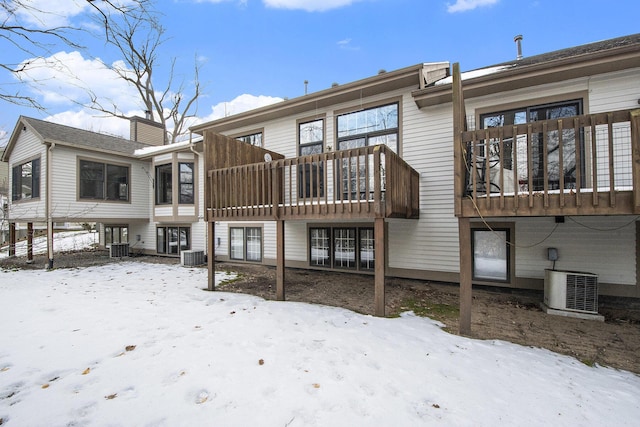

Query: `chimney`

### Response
(514, 34, 523, 60)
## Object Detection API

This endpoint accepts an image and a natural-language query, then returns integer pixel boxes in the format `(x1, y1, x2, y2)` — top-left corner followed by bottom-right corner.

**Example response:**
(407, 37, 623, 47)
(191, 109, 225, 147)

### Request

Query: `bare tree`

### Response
(89, 5, 201, 144)
(0, 0, 149, 110)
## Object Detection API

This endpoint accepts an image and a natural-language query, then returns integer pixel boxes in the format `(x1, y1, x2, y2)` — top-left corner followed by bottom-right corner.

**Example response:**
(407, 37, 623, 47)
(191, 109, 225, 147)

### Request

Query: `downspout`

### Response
(189, 132, 207, 254)
(46, 142, 55, 269)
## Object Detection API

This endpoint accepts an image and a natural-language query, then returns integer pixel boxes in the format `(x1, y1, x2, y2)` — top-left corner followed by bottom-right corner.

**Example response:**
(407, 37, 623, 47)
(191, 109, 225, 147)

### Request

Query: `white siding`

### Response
(7, 129, 47, 222)
(49, 146, 149, 221)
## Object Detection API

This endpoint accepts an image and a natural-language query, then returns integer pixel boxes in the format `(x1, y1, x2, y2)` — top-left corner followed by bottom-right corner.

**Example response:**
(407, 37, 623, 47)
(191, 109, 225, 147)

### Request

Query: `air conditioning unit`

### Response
(181, 250, 205, 266)
(110, 243, 130, 258)
(544, 269, 598, 314)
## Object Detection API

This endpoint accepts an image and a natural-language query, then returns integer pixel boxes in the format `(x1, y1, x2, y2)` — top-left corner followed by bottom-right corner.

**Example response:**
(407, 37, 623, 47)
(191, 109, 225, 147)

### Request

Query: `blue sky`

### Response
(1, 0, 639, 144)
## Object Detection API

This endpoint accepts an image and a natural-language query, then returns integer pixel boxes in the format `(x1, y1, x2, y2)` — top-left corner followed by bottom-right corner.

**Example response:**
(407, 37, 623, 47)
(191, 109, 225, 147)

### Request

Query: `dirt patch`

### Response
(2, 252, 639, 374)
(215, 262, 640, 375)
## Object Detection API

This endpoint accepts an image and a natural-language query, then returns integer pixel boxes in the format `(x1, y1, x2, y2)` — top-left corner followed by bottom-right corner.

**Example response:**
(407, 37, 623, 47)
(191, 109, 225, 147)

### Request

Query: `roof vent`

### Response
(514, 34, 523, 60)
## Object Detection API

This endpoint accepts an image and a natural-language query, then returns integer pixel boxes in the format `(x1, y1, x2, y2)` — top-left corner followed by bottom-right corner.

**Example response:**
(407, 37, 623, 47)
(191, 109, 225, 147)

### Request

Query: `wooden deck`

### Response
(455, 108, 640, 218)
(205, 134, 420, 221)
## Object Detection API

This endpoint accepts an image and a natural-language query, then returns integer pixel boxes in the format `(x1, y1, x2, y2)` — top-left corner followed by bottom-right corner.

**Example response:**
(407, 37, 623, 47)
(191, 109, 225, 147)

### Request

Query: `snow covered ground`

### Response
(0, 230, 98, 259)
(1, 261, 639, 426)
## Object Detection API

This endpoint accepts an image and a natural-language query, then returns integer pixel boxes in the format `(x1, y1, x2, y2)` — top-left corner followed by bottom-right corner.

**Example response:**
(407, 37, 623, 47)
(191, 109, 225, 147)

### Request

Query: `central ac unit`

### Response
(110, 243, 130, 258)
(544, 269, 598, 314)
(181, 250, 205, 266)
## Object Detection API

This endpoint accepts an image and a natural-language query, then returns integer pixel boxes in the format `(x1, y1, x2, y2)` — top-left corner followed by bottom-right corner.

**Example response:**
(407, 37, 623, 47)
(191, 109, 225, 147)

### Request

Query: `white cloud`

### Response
(337, 38, 360, 51)
(44, 109, 138, 139)
(447, 0, 498, 13)
(263, 0, 361, 12)
(198, 94, 284, 124)
(16, 51, 141, 113)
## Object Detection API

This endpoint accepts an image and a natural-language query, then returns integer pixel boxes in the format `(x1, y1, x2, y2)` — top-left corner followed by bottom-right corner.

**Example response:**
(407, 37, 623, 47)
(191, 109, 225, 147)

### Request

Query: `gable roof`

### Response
(2, 116, 151, 161)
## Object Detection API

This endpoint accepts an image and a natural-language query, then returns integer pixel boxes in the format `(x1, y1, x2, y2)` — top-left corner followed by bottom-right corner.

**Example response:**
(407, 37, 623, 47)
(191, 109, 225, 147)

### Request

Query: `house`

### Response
(1, 115, 207, 264)
(192, 33, 640, 332)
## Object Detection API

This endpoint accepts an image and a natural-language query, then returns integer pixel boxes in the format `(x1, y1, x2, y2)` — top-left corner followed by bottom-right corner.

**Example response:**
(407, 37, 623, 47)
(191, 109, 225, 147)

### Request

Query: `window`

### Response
(79, 160, 128, 201)
(179, 163, 194, 204)
(337, 103, 398, 152)
(480, 99, 583, 191)
(11, 158, 40, 201)
(309, 226, 374, 271)
(105, 226, 128, 247)
(155, 163, 172, 205)
(236, 132, 263, 147)
(298, 119, 324, 198)
(337, 103, 398, 199)
(472, 228, 510, 282)
(230, 227, 262, 262)
(155, 162, 194, 205)
(157, 226, 190, 255)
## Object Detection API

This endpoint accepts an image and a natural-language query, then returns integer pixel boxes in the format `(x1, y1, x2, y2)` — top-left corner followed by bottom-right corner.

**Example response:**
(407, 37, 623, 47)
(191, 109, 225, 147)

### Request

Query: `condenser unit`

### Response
(181, 250, 205, 267)
(544, 269, 599, 314)
(109, 243, 130, 258)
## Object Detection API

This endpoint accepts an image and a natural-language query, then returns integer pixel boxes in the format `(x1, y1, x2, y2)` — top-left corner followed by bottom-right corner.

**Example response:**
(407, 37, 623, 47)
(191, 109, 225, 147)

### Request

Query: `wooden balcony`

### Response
(454, 108, 640, 218)
(206, 143, 420, 221)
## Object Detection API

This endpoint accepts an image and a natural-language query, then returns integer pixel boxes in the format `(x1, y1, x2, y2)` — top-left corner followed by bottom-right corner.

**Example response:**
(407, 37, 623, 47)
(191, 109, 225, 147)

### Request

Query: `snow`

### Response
(435, 65, 516, 85)
(0, 231, 98, 259)
(1, 243, 640, 425)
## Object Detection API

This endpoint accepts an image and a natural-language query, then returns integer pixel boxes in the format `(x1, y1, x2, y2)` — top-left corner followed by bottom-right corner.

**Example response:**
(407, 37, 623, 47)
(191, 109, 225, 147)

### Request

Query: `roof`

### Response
(413, 33, 640, 107)
(28, 116, 150, 153)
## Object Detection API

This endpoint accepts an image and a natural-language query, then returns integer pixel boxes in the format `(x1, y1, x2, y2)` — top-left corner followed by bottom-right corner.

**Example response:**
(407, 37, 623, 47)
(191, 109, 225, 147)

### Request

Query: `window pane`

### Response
(31, 158, 40, 198)
(105, 226, 113, 246)
(79, 160, 104, 199)
(300, 142, 323, 156)
(230, 228, 244, 260)
(179, 163, 194, 204)
(310, 228, 330, 267)
(359, 228, 375, 270)
(106, 164, 128, 201)
(167, 227, 179, 255)
(334, 228, 356, 269)
(237, 133, 262, 147)
(473, 230, 508, 281)
(157, 228, 166, 253)
(179, 228, 190, 251)
(299, 120, 323, 145)
(246, 227, 262, 262)
(155, 164, 172, 205)
(121, 227, 128, 243)
(337, 103, 398, 138)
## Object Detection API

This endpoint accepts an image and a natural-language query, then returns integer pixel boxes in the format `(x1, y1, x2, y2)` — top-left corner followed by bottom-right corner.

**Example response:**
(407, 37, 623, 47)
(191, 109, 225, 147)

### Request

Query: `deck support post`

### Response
(46, 221, 54, 269)
(9, 222, 16, 257)
(458, 217, 472, 335)
(276, 220, 285, 301)
(374, 217, 386, 317)
(208, 220, 216, 291)
(27, 222, 33, 263)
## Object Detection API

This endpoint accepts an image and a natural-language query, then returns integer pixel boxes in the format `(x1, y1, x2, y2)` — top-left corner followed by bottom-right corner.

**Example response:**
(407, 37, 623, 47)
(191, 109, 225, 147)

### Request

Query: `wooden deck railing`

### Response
(456, 108, 640, 217)
(207, 144, 420, 221)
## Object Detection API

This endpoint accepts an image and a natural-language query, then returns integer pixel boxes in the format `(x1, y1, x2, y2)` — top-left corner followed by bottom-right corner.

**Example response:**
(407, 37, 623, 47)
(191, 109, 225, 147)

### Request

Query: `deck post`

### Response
(458, 217, 472, 335)
(46, 221, 54, 269)
(208, 220, 215, 291)
(27, 222, 33, 263)
(374, 217, 386, 317)
(276, 220, 285, 301)
(452, 62, 466, 217)
(9, 222, 16, 257)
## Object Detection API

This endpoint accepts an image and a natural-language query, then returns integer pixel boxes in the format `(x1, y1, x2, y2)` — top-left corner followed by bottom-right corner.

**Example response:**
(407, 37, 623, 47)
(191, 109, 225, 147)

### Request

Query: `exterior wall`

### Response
(49, 146, 150, 222)
(7, 128, 47, 222)
(211, 67, 640, 297)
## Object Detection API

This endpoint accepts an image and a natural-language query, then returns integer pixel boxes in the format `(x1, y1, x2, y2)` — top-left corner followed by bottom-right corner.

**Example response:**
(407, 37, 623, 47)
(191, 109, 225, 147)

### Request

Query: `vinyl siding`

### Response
(7, 129, 47, 222)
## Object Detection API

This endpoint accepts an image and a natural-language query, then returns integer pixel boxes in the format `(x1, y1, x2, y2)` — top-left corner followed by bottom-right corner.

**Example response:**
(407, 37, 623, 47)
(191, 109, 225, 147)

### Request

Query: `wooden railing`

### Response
(456, 108, 640, 217)
(207, 144, 420, 221)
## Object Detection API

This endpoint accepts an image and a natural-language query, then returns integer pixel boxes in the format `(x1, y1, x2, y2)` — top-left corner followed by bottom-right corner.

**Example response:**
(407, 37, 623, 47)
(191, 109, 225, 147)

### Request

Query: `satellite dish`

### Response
(264, 153, 272, 162)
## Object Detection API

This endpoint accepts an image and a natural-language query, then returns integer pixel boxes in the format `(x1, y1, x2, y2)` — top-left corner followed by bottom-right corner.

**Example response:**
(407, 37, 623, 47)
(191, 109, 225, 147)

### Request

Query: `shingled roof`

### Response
(494, 32, 640, 68)
(21, 116, 151, 156)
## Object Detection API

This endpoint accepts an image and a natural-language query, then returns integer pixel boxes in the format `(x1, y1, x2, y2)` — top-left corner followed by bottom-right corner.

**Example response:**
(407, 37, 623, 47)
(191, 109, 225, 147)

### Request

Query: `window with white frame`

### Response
(11, 157, 40, 201)
(230, 227, 262, 262)
(155, 162, 194, 205)
(105, 225, 128, 247)
(298, 119, 324, 198)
